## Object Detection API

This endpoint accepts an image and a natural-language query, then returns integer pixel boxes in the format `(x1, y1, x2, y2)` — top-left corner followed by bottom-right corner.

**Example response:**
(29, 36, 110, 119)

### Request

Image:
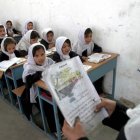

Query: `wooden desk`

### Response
(84, 53, 119, 97)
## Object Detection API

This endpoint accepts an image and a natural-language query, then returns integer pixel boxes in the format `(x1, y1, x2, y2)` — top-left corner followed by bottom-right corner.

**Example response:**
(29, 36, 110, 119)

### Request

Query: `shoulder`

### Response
(69, 51, 78, 57)
(14, 50, 21, 57)
(0, 52, 9, 61)
(40, 39, 49, 49)
(93, 43, 102, 53)
(52, 52, 61, 62)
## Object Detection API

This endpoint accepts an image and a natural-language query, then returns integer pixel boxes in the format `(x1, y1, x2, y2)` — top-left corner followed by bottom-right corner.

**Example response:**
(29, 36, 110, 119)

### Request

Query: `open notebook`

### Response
(0, 57, 26, 71)
(88, 53, 111, 63)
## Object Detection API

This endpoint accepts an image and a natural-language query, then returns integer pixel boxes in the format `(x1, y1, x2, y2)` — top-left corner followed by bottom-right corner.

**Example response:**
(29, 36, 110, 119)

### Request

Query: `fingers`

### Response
(95, 98, 105, 112)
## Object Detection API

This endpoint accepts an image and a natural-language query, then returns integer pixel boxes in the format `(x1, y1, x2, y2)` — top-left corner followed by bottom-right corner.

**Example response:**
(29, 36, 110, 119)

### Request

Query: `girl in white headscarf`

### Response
(0, 37, 20, 61)
(22, 20, 34, 35)
(40, 28, 55, 50)
(73, 28, 102, 59)
(0, 24, 7, 45)
(73, 28, 104, 95)
(21, 43, 54, 119)
(52, 36, 83, 63)
(16, 30, 40, 57)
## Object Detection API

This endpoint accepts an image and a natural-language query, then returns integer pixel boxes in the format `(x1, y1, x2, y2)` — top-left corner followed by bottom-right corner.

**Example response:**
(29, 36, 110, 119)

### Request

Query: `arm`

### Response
(14, 50, 21, 57)
(25, 71, 42, 89)
(102, 103, 129, 131)
(93, 43, 102, 53)
(52, 52, 62, 63)
(70, 51, 85, 62)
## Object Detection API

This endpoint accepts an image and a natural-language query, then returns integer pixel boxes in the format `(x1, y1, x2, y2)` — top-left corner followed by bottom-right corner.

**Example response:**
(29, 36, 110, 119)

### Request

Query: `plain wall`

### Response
(1, 0, 140, 104)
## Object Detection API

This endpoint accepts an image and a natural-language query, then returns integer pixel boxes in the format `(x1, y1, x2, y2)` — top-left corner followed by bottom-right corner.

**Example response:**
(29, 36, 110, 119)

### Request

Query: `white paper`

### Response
(88, 53, 111, 63)
(0, 57, 25, 71)
(43, 56, 108, 132)
(83, 64, 92, 72)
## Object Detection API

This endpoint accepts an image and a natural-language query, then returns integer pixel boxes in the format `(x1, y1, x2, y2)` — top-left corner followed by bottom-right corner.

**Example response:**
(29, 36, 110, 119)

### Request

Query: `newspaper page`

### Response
(43, 56, 108, 132)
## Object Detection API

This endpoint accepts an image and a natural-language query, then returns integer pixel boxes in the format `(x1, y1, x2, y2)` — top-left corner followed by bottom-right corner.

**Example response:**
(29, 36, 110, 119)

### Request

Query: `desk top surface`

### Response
(84, 53, 119, 72)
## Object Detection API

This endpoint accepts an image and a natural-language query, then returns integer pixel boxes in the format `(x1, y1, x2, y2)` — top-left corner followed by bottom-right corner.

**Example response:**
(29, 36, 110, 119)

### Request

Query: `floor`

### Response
(0, 98, 118, 140)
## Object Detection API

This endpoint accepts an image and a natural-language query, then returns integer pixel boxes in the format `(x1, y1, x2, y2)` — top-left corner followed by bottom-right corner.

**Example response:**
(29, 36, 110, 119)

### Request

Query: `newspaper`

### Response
(43, 56, 108, 132)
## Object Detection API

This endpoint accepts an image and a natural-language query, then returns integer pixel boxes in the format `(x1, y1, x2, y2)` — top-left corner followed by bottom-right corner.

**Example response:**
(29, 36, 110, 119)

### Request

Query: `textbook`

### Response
(43, 56, 108, 132)
(88, 53, 111, 63)
(0, 57, 26, 71)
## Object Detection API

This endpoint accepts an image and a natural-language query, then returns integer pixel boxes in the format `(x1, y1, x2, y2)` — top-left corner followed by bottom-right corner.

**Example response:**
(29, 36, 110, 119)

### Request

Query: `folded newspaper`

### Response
(0, 57, 26, 71)
(43, 56, 108, 132)
(88, 53, 111, 63)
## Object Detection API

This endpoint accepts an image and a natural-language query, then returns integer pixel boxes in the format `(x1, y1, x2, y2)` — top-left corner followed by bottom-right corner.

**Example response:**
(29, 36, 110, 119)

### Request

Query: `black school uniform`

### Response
(6, 28, 21, 37)
(82, 43, 104, 95)
(78, 103, 129, 140)
(0, 50, 20, 62)
(52, 51, 84, 63)
(21, 71, 64, 132)
(40, 39, 49, 50)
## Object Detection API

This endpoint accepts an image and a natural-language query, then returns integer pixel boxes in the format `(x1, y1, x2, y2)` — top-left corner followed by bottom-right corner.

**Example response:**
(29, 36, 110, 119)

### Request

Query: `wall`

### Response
(1, 0, 140, 104)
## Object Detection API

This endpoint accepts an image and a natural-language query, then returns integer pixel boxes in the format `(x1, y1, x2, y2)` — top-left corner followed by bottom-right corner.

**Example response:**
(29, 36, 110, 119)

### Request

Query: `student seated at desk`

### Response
(73, 28, 104, 95)
(5, 20, 21, 37)
(0, 37, 20, 62)
(22, 20, 34, 35)
(0, 24, 7, 45)
(17, 30, 40, 57)
(22, 43, 64, 132)
(40, 28, 55, 50)
(52, 36, 83, 63)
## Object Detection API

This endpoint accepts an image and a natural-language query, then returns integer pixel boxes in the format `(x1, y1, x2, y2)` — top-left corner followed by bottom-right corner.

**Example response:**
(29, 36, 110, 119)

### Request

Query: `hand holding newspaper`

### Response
(43, 56, 108, 132)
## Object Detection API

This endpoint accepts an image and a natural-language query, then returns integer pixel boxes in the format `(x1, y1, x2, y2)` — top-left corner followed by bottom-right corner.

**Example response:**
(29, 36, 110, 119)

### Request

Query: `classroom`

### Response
(0, 0, 140, 140)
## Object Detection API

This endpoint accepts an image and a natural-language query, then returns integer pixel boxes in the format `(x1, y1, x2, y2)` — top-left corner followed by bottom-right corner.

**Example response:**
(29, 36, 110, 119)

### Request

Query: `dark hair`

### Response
(84, 28, 92, 37)
(0, 25, 4, 29)
(28, 22, 33, 25)
(30, 31, 40, 39)
(47, 31, 54, 36)
(64, 39, 71, 47)
(32, 45, 45, 57)
(4, 38, 16, 51)
(6, 20, 12, 26)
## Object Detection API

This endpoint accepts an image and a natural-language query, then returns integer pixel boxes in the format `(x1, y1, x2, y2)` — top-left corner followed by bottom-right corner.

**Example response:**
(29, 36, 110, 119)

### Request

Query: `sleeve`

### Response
(116, 127, 127, 140)
(0, 53, 9, 61)
(52, 52, 62, 63)
(14, 50, 21, 57)
(93, 43, 102, 53)
(25, 71, 42, 89)
(19, 50, 28, 57)
(70, 51, 85, 62)
(82, 50, 88, 57)
(13, 28, 20, 34)
(102, 103, 129, 131)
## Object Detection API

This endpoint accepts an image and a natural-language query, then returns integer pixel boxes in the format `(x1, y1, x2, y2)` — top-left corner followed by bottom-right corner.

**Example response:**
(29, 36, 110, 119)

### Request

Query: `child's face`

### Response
(0, 27, 6, 37)
(62, 42, 71, 55)
(30, 38, 38, 45)
(6, 44, 16, 54)
(47, 32, 54, 42)
(27, 22, 33, 30)
(84, 33, 92, 44)
(33, 48, 46, 65)
(6, 22, 12, 29)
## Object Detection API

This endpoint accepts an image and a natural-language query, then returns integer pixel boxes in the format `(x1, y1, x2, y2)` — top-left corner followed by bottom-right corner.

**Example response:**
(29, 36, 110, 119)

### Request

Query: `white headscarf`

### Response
(16, 30, 34, 51)
(1, 37, 16, 59)
(124, 104, 140, 140)
(42, 28, 54, 43)
(55, 36, 70, 61)
(23, 20, 34, 35)
(73, 28, 94, 56)
(22, 43, 54, 103)
(0, 23, 7, 39)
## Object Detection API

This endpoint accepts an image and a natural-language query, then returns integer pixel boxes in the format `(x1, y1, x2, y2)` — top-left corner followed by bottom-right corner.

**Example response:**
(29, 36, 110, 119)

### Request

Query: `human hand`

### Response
(62, 118, 86, 140)
(95, 98, 116, 116)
